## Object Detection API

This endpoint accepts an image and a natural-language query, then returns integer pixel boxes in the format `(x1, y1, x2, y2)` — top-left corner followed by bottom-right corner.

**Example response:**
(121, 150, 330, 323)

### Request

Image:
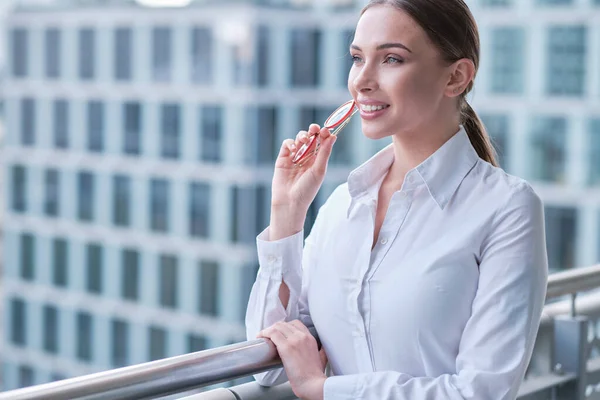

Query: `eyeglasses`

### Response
(292, 100, 358, 166)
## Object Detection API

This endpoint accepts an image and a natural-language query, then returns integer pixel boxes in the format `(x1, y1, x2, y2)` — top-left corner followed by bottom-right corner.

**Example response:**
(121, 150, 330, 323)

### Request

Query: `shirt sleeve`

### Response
(323, 183, 549, 400)
(245, 203, 326, 387)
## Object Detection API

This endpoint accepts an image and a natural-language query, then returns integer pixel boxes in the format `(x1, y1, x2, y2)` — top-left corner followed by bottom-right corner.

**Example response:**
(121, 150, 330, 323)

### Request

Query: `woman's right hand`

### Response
(269, 124, 337, 239)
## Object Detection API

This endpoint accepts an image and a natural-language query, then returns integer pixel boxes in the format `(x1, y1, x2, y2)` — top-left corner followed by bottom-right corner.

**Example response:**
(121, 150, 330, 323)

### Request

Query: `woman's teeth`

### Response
(361, 104, 390, 112)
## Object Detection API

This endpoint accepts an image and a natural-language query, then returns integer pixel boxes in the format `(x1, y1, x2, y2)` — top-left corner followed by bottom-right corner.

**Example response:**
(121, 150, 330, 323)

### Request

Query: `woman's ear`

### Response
(445, 58, 475, 98)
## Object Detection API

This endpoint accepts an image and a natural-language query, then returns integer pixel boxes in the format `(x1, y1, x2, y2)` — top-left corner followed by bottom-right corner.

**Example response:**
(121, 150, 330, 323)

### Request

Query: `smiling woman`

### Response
(246, 1, 548, 399)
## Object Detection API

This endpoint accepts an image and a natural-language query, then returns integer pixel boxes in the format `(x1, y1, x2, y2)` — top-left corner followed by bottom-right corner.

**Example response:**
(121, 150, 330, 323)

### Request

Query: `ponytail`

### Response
(460, 101, 498, 167)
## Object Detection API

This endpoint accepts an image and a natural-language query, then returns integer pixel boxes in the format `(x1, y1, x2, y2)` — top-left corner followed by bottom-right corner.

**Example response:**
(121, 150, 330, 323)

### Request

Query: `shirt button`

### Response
(267, 255, 277, 263)
(407, 176, 414, 183)
(380, 238, 388, 245)
(399, 192, 407, 198)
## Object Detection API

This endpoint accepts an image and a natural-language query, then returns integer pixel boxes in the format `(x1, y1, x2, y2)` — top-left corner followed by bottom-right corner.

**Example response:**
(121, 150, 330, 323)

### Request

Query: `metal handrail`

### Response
(3, 264, 600, 399)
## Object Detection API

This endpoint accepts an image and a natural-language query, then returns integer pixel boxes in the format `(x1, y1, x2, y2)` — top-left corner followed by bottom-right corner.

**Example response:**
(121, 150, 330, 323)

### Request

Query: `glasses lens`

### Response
(324, 100, 356, 129)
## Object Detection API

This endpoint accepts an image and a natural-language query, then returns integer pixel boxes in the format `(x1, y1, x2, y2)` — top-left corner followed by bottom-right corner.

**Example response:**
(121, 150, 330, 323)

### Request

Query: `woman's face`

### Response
(348, 5, 454, 140)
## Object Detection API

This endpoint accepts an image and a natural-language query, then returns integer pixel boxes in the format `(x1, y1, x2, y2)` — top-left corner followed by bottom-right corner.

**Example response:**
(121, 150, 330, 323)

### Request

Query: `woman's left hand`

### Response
(257, 320, 328, 400)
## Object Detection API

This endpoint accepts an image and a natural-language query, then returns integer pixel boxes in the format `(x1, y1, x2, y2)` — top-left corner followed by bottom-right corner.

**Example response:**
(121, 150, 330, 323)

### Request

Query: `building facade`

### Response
(1, 0, 600, 391)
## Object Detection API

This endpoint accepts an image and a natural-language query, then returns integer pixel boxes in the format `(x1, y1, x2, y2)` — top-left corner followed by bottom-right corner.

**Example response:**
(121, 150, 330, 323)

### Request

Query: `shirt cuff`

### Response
(324, 375, 360, 400)
(256, 226, 304, 281)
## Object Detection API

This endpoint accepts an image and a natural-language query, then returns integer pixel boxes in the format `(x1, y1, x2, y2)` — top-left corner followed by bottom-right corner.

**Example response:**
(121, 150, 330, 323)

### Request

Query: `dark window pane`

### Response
(20, 233, 35, 281)
(232, 25, 269, 86)
(79, 28, 95, 80)
(152, 27, 171, 82)
(115, 28, 132, 81)
(12, 165, 27, 213)
(11, 28, 28, 77)
(148, 326, 167, 361)
(123, 102, 141, 155)
(113, 175, 131, 227)
(121, 249, 139, 301)
(45, 28, 61, 78)
(76, 312, 93, 361)
(547, 26, 586, 96)
(341, 29, 354, 87)
(187, 333, 207, 353)
(290, 28, 320, 87)
(161, 104, 180, 159)
(159, 254, 178, 309)
(481, 114, 510, 170)
(590, 119, 600, 186)
(87, 101, 104, 152)
(21, 98, 35, 146)
(18, 365, 34, 388)
(43, 305, 59, 354)
(45, 169, 60, 217)
(78, 172, 95, 221)
(191, 27, 212, 84)
(244, 107, 277, 165)
(490, 27, 524, 94)
(230, 185, 269, 244)
(189, 182, 210, 238)
(199, 260, 219, 316)
(53, 99, 69, 149)
(530, 116, 567, 182)
(545, 206, 577, 271)
(200, 106, 222, 162)
(86, 243, 103, 294)
(111, 319, 129, 367)
(240, 265, 258, 322)
(150, 179, 170, 232)
(52, 238, 68, 287)
(10, 298, 26, 346)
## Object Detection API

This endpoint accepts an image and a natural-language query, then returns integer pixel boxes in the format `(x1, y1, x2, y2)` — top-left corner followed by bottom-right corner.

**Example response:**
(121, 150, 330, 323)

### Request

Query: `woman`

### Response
(246, 0, 548, 399)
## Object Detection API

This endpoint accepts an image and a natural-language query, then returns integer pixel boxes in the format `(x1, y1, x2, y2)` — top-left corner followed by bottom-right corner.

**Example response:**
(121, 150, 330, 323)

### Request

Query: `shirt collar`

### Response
(346, 125, 480, 218)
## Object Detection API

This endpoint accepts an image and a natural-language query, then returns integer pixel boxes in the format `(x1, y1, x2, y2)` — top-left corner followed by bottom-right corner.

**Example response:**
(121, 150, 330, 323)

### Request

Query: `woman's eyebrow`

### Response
(350, 43, 413, 53)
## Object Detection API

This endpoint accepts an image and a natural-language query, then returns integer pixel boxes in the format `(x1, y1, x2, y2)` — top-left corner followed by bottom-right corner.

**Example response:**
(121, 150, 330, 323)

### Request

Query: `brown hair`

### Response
(361, 0, 498, 167)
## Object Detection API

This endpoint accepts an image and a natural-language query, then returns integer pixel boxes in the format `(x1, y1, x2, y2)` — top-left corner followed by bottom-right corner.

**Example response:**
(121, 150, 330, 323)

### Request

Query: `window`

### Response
(545, 206, 577, 271)
(78, 171, 94, 221)
(11, 28, 28, 77)
(115, 28, 132, 81)
(490, 27, 524, 94)
(230, 186, 268, 243)
(244, 107, 278, 165)
(187, 333, 207, 352)
(290, 28, 320, 87)
(537, 0, 572, 4)
(199, 260, 219, 316)
(123, 102, 141, 155)
(161, 104, 180, 159)
(590, 119, 600, 186)
(87, 101, 104, 152)
(43, 305, 59, 354)
(240, 265, 258, 322)
(20, 233, 35, 281)
(121, 249, 139, 301)
(232, 26, 269, 86)
(52, 238, 68, 287)
(45, 28, 61, 78)
(113, 175, 131, 227)
(547, 26, 586, 96)
(341, 29, 354, 87)
(12, 165, 27, 213)
(79, 28, 95, 80)
(86, 243, 103, 295)
(480, 114, 510, 170)
(530, 116, 566, 183)
(21, 98, 35, 146)
(18, 365, 34, 388)
(159, 254, 178, 309)
(10, 298, 26, 346)
(76, 312, 93, 362)
(150, 179, 170, 232)
(45, 169, 60, 217)
(53, 99, 69, 149)
(189, 182, 210, 238)
(191, 27, 212, 84)
(148, 326, 167, 361)
(152, 27, 171, 82)
(200, 105, 222, 162)
(111, 319, 129, 367)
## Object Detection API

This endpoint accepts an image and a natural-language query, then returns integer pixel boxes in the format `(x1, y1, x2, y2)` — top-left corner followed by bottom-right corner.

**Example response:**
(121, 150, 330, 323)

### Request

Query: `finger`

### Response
(318, 126, 331, 140)
(272, 322, 297, 339)
(278, 139, 296, 158)
(313, 130, 336, 173)
(308, 124, 321, 136)
(261, 329, 288, 349)
(295, 130, 310, 144)
(288, 320, 310, 334)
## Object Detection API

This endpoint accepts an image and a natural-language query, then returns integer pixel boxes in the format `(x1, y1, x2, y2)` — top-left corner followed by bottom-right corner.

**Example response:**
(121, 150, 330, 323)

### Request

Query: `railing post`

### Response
(553, 315, 589, 400)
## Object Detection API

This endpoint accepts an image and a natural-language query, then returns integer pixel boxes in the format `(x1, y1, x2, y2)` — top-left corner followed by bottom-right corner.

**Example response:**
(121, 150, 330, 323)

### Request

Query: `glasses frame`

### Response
(292, 100, 358, 165)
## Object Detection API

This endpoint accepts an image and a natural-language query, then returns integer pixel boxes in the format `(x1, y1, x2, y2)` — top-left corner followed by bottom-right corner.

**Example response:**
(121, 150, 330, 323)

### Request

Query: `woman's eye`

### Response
(351, 55, 363, 64)
(385, 56, 403, 64)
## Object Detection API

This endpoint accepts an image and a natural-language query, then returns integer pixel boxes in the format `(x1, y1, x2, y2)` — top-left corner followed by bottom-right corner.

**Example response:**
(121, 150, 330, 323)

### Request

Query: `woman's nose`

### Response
(352, 64, 378, 93)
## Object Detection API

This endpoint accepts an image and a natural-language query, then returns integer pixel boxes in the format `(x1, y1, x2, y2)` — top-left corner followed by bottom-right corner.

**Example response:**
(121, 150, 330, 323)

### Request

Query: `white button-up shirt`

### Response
(246, 126, 548, 399)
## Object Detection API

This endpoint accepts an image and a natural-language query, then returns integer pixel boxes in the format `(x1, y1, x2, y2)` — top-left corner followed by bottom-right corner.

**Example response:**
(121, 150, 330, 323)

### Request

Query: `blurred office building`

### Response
(1, 0, 600, 390)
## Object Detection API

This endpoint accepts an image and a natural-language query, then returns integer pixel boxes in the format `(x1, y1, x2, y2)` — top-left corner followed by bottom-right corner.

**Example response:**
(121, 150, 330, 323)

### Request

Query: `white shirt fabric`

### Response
(245, 125, 548, 399)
